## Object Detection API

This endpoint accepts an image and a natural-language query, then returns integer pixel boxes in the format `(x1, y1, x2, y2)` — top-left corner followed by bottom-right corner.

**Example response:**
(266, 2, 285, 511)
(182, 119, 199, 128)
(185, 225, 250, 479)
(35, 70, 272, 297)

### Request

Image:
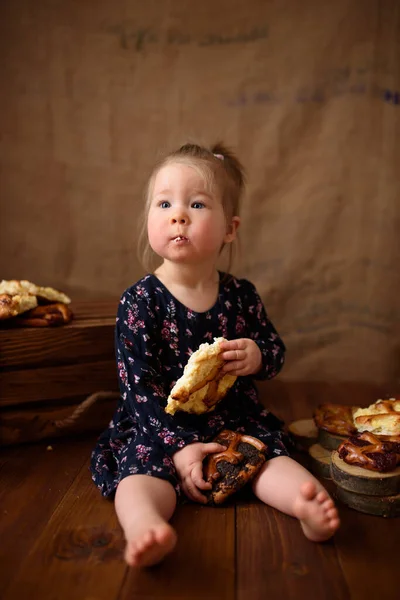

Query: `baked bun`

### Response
(313, 403, 359, 436)
(0, 293, 38, 320)
(338, 431, 400, 473)
(0, 280, 71, 305)
(353, 398, 400, 436)
(165, 337, 237, 415)
(203, 429, 267, 505)
(9, 303, 73, 327)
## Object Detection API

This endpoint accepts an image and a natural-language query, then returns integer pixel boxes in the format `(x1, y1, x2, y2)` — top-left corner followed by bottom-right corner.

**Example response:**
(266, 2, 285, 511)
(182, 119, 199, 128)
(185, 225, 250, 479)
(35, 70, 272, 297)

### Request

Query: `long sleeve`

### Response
(242, 281, 286, 380)
(115, 289, 201, 455)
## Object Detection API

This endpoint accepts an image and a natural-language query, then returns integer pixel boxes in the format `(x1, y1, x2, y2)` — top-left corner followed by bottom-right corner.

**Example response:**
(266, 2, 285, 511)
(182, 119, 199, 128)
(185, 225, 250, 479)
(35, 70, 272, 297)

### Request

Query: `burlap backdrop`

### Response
(0, 0, 399, 384)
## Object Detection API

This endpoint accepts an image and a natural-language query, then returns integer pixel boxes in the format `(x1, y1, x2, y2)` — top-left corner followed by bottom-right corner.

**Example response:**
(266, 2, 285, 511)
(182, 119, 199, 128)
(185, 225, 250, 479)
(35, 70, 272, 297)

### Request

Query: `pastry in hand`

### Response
(313, 403, 359, 436)
(353, 398, 400, 436)
(165, 337, 237, 415)
(203, 429, 267, 505)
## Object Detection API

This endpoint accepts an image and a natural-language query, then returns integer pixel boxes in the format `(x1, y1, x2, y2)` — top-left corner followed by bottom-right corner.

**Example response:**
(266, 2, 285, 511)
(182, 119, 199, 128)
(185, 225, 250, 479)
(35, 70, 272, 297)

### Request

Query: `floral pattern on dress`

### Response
(90, 272, 290, 498)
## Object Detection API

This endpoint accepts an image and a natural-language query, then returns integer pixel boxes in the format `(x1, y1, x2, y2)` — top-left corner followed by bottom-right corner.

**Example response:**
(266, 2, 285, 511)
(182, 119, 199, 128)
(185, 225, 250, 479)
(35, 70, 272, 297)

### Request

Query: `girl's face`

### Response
(147, 163, 239, 266)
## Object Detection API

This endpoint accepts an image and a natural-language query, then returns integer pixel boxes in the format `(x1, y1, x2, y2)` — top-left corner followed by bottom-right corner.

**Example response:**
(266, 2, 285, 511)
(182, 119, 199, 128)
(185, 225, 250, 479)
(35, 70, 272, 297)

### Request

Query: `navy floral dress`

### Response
(91, 272, 292, 498)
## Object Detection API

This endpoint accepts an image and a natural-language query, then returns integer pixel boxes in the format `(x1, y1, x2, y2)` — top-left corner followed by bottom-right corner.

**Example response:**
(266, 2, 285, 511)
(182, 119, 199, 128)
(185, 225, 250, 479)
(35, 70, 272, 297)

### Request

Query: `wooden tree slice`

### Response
(330, 451, 400, 496)
(335, 486, 400, 518)
(317, 428, 347, 451)
(288, 419, 318, 450)
(308, 444, 332, 479)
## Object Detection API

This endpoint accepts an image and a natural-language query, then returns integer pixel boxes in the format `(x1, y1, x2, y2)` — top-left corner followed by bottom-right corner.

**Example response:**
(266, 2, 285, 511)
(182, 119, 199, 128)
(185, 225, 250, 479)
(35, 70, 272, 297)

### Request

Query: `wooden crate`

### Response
(0, 301, 120, 446)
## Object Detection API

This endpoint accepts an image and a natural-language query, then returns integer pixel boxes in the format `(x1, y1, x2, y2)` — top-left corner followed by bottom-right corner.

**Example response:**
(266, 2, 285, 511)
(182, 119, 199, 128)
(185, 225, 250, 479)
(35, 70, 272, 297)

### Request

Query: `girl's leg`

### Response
(115, 474, 177, 567)
(251, 456, 340, 541)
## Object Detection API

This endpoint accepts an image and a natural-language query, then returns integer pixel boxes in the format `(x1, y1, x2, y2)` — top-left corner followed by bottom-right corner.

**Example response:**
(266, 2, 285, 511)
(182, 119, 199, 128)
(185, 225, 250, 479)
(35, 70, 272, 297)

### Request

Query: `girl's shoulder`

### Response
(118, 274, 167, 313)
(219, 272, 258, 296)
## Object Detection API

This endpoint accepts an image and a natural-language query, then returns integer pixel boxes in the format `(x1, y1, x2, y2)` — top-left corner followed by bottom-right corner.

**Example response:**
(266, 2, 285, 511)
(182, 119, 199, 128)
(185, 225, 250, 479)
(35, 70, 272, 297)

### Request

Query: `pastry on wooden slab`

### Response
(165, 337, 237, 415)
(203, 429, 267, 506)
(353, 398, 400, 436)
(313, 403, 359, 450)
(337, 431, 400, 473)
(0, 280, 71, 305)
(0, 293, 38, 320)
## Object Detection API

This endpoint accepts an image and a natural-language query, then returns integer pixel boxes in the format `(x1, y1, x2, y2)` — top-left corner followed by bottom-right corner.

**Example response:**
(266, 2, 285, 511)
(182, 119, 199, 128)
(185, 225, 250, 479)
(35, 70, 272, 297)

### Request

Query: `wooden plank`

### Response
(2, 455, 127, 600)
(70, 300, 119, 321)
(334, 503, 399, 600)
(0, 393, 118, 446)
(236, 498, 350, 600)
(0, 436, 96, 592)
(120, 502, 235, 600)
(0, 360, 118, 407)
(0, 322, 115, 369)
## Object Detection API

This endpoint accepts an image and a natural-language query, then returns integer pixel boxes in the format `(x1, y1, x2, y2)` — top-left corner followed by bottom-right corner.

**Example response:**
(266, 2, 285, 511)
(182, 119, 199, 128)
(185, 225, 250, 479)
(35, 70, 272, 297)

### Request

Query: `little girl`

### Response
(91, 142, 340, 568)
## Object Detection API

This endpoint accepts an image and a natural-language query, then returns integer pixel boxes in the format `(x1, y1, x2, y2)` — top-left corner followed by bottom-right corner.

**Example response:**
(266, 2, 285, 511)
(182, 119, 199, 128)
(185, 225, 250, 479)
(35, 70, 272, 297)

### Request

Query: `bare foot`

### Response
(124, 520, 177, 567)
(293, 481, 340, 542)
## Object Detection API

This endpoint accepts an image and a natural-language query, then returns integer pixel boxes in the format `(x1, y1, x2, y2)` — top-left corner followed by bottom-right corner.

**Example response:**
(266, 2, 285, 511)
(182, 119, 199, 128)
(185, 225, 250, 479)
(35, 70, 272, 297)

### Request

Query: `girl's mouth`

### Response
(173, 236, 189, 243)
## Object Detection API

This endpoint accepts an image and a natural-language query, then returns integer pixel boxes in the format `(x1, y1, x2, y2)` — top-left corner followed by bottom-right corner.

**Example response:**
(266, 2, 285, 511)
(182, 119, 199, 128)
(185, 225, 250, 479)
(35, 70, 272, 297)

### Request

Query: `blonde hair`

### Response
(137, 142, 246, 273)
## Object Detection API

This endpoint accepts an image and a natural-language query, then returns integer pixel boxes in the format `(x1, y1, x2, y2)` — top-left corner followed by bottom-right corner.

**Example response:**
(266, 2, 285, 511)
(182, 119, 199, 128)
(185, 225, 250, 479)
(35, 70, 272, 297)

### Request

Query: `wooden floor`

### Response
(1, 382, 399, 600)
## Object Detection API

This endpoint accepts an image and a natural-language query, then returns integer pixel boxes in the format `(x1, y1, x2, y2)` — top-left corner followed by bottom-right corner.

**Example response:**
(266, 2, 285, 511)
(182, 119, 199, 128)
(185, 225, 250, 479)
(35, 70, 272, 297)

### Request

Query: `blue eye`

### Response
(160, 201, 170, 208)
(192, 202, 205, 209)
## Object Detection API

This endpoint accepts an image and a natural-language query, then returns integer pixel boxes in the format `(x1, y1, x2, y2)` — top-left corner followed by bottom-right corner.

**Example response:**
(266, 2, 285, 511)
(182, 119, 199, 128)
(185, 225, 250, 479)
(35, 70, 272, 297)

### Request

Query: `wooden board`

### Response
(335, 501, 400, 600)
(120, 503, 235, 600)
(0, 437, 95, 590)
(2, 456, 127, 600)
(288, 418, 318, 450)
(331, 451, 400, 496)
(0, 360, 118, 408)
(308, 443, 332, 479)
(0, 320, 115, 369)
(235, 499, 349, 600)
(335, 486, 400, 518)
(0, 392, 119, 446)
(318, 428, 348, 451)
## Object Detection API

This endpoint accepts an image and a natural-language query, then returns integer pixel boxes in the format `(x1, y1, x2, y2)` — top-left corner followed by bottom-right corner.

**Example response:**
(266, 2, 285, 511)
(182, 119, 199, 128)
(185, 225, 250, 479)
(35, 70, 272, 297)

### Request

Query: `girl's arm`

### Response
(115, 289, 201, 455)
(243, 281, 286, 380)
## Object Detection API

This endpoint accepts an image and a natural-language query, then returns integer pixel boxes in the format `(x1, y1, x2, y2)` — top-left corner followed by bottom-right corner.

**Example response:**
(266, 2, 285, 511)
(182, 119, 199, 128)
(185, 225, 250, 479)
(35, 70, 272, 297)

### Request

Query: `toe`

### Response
(326, 508, 337, 519)
(316, 490, 328, 503)
(322, 498, 334, 510)
(300, 481, 317, 500)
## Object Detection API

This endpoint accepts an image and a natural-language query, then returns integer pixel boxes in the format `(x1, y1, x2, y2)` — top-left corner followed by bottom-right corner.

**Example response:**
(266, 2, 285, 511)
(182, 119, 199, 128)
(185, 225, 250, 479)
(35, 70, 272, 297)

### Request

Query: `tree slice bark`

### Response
(288, 418, 318, 450)
(330, 451, 400, 496)
(308, 443, 332, 479)
(335, 486, 400, 517)
(317, 428, 347, 451)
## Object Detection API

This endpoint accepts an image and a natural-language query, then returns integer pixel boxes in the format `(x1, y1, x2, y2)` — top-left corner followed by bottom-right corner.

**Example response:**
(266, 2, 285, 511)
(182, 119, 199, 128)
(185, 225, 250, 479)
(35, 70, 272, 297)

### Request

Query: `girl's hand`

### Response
(172, 442, 226, 504)
(220, 338, 262, 376)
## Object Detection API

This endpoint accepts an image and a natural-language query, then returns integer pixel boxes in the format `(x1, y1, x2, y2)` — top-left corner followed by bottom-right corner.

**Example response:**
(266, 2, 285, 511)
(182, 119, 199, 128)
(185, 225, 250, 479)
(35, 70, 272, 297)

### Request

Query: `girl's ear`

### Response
(224, 216, 241, 243)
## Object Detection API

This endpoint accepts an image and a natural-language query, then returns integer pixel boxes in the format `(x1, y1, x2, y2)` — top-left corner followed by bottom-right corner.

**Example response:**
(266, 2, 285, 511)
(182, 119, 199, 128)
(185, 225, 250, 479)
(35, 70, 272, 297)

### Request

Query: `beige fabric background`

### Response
(0, 0, 399, 385)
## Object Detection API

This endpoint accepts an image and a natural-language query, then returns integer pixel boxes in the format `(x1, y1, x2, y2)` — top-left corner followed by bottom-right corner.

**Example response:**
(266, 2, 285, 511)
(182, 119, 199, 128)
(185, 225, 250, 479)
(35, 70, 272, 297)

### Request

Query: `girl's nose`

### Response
(170, 214, 187, 224)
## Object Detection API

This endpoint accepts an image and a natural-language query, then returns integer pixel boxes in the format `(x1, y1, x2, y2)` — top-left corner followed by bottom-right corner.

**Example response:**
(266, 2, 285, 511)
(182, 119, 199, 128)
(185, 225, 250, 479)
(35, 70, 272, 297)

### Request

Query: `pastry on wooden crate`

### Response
(353, 398, 400, 436)
(9, 303, 74, 327)
(0, 279, 72, 326)
(165, 337, 236, 415)
(0, 279, 71, 305)
(203, 429, 267, 506)
(0, 293, 38, 320)
(313, 403, 359, 450)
